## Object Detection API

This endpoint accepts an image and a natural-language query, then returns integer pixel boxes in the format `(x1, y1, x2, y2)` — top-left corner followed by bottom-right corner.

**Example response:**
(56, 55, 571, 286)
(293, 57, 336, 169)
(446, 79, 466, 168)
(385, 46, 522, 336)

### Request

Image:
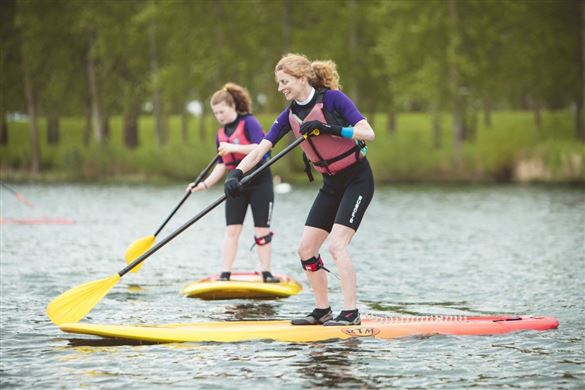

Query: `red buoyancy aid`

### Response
(288, 98, 365, 176)
(217, 119, 251, 169)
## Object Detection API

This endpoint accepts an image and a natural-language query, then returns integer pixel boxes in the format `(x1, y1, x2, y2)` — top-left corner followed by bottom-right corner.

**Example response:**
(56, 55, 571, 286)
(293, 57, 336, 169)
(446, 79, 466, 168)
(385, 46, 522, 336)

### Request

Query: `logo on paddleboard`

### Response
(341, 327, 380, 337)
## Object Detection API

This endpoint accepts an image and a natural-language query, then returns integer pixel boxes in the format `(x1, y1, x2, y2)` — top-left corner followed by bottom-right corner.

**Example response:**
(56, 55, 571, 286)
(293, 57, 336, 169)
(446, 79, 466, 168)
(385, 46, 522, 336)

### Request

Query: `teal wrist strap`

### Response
(340, 127, 354, 139)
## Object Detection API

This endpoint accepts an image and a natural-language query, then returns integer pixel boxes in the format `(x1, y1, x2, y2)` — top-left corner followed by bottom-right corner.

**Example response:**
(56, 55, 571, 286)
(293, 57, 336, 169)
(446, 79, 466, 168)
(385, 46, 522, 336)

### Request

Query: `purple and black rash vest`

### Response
(264, 89, 366, 146)
(216, 114, 267, 164)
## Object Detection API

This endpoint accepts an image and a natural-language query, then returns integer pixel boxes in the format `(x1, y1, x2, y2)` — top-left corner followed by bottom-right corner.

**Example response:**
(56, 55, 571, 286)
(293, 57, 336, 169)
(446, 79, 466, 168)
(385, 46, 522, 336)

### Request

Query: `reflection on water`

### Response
(295, 340, 371, 389)
(221, 303, 279, 321)
(66, 337, 157, 347)
(126, 284, 145, 293)
(1, 184, 583, 389)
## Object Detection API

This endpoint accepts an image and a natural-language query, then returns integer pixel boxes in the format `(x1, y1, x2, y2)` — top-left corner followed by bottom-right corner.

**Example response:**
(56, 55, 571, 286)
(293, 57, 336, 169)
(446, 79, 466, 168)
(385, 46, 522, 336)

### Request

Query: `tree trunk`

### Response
(578, 0, 585, 141)
(483, 97, 492, 128)
(181, 111, 189, 143)
(385, 76, 396, 134)
(149, 11, 164, 146)
(198, 104, 207, 142)
(83, 93, 91, 146)
(124, 96, 140, 149)
(460, 94, 470, 143)
(281, 0, 290, 53)
(466, 107, 478, 143)
(103, 114, 110, 141)
(0, 111, 7, 145)
(281, 0, 297, 173)
(124, 116, 138, 149)
(448, 0, 463, 163)
(577, 97, 584, 141)
(87, 32, 106, 144)
(47, 113, 59, 145)
(214, 2, 225, 83)
(530, 96, 542, 130)
(453, 98, 464, 158)
(387, 109, 396, 134)
(432, 100, 441, 149)
(21, 43, 40, 173)
(347, 0, 360, 105)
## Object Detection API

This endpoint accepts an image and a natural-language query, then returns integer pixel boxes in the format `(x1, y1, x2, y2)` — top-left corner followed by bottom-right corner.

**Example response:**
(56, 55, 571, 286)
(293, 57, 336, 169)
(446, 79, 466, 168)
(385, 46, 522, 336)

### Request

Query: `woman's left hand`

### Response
(224, 169, 244, 198)
(300, 120, 342, 137)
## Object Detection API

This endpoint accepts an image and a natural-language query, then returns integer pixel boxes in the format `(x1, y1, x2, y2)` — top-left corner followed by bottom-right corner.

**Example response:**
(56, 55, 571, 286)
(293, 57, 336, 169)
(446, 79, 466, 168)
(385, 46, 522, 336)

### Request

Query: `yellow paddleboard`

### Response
(59, 315, 558, 344)
(180, 272, 302, 300)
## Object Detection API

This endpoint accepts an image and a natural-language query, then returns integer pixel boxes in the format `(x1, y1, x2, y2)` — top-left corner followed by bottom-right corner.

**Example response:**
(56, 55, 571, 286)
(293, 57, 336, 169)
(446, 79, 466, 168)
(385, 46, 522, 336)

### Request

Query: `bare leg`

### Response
(254, 226, 272, 271)
(327, 223, 357, 310)
(223, 224, 243, 271)
(297, 226, 330, 309)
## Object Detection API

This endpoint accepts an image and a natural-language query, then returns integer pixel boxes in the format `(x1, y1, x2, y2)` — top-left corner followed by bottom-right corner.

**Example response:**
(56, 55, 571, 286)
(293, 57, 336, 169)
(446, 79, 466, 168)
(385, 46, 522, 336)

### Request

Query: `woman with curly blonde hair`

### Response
(225, 54, 375, 325)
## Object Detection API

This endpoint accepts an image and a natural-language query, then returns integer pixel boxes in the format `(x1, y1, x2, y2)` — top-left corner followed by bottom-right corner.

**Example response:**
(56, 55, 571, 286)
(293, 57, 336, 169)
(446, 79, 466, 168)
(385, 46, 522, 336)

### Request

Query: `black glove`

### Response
(224, 169, 244, 198)
(299, 120, 342, 137)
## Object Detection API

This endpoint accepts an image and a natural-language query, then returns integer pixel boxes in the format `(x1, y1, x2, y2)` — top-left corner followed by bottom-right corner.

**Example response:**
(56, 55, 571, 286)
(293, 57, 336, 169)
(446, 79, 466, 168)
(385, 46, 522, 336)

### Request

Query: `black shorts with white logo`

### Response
(225, 166, 274, 227)
(305, 158, 374, 232)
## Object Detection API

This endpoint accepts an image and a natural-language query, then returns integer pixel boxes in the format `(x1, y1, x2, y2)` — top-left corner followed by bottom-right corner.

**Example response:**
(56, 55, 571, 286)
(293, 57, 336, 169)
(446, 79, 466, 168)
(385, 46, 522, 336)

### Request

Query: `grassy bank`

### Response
(1, 110, 584, 184)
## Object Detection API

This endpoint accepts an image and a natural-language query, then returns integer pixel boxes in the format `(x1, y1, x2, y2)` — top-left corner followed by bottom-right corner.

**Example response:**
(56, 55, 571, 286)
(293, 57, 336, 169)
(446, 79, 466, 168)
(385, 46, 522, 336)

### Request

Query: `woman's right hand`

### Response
(218, 142, 235, 156)
(186, 182, 206, 193)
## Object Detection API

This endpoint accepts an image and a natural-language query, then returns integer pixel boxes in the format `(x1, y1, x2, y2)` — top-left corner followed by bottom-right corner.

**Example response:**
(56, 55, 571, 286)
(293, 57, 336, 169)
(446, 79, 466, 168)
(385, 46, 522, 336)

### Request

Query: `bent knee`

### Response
(327, 240, 348, 259)
(297, 241, 316, 260)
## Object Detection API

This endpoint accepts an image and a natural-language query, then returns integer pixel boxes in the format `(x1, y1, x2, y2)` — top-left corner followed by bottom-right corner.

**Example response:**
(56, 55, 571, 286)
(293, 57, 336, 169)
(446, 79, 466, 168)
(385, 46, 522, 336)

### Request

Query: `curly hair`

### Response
(210, 82, 252, 114)
(274, 53, 340, 90)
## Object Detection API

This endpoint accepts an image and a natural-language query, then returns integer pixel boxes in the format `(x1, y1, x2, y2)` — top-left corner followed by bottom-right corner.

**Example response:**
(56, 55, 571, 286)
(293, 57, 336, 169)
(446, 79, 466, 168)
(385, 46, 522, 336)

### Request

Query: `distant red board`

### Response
(0, 217, 76, 225)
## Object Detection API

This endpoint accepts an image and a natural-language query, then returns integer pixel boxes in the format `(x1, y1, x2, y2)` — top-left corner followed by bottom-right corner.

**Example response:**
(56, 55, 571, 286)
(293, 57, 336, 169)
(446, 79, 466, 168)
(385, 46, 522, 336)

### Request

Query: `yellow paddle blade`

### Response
(46, 274, 121, 325)
(124, 235, 155, 273)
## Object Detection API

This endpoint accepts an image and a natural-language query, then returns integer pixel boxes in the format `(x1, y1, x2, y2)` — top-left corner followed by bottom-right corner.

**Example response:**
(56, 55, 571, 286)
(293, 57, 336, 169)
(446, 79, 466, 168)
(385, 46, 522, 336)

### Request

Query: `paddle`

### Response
(1, 182, 34, 208)
(124, 155, 219, 273)
(46, 132, 315, 325)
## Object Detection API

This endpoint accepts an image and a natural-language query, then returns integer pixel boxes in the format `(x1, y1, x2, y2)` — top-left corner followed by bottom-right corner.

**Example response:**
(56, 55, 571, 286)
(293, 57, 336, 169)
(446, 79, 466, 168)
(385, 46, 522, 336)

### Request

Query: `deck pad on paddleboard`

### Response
(180, 272, 302, 300)
(59, 315, 559, 344)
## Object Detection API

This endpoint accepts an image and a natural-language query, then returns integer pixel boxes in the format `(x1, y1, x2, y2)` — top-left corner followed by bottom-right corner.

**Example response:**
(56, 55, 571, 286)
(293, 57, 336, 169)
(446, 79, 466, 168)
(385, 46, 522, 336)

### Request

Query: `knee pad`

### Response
(255, 232, 274, 246)
(250, 231, 273, 250)
(301, 255, 325, 272)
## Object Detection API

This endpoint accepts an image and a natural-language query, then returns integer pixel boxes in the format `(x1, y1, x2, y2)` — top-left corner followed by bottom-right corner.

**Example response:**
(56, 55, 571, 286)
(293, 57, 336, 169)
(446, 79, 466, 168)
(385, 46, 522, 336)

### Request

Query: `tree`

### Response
(85, 0, 148, 148)
(74, 1, 111, 144)
(0, 0, 24, 146)
(16, 0, 45, 172)
(376, 0, 451, 146)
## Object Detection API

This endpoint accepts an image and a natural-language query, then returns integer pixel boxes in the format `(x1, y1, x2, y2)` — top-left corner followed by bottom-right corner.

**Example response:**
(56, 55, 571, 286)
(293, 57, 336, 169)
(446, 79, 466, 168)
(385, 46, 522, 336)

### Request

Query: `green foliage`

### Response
(2, 111, 583, 183)
(2, 0, 583, 181)
(5, 0, 581, 118)
(1, 116, 216, 181)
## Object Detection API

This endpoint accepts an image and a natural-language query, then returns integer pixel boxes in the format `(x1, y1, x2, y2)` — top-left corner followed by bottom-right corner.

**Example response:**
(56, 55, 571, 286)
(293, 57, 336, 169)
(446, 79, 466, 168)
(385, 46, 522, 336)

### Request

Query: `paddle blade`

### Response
(15, 193, 34, 208)
(124, 235, 155, 273)
(46, 274, 121, 325)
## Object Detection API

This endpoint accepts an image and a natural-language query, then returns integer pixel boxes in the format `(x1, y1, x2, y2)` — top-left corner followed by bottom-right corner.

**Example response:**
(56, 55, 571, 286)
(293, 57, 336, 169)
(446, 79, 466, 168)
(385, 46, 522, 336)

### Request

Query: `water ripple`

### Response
(1, 184, 583, 388)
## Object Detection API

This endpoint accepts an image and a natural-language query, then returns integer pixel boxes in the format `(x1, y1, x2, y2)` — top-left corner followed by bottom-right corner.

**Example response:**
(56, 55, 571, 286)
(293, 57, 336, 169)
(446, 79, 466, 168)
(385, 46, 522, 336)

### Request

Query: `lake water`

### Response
(1, 183, 583, 389)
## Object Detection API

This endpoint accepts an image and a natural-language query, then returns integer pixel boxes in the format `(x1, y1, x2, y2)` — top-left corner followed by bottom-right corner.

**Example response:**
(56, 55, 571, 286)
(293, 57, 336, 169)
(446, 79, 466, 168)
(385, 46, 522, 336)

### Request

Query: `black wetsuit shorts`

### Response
(305, 158, 374, 232)
(225, 166, 274, 227)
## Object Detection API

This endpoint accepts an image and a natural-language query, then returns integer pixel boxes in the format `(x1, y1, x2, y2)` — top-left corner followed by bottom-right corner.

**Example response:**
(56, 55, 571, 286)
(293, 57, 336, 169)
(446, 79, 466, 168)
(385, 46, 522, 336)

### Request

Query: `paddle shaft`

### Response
(153, 155, 220, 237)
(1, 182, 34, 207)
(119, 135, 307, 276)
(1, 182, 17, 194)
